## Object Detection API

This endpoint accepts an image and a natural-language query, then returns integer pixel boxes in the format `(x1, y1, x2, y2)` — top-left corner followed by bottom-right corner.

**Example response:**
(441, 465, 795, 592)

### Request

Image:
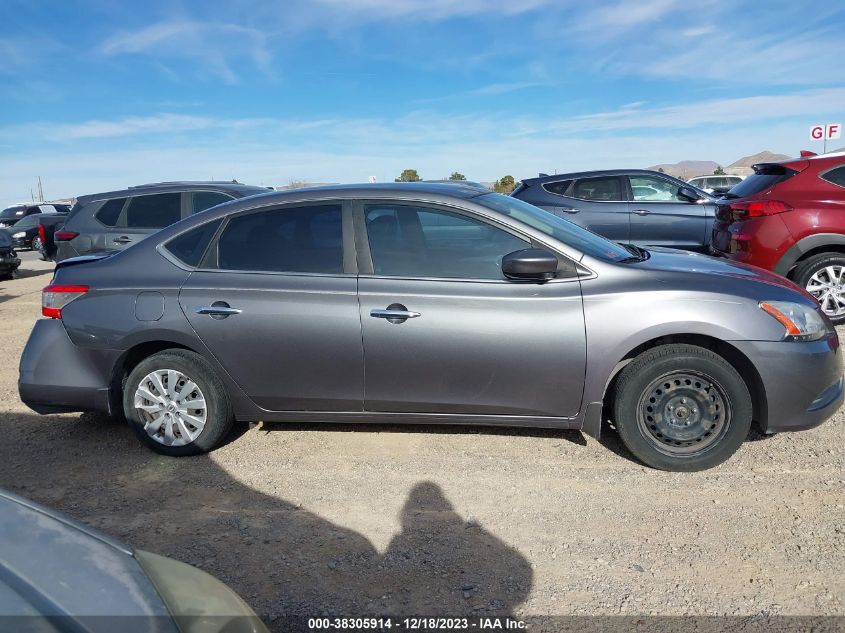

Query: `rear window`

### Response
(541, 180, 573, 196)
(728, 165, 797, 197)
(164, 219, 223, 267)
(126, 193, 182, 228)
(0, 206, 27, 220)
(820, 165, 845, 188)
(94, 198, 126, 226)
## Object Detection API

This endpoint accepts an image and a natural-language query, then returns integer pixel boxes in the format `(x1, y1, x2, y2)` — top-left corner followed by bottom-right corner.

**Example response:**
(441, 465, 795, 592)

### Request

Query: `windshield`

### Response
(0, 206, 26, 220)
(476, 193, 634, 262)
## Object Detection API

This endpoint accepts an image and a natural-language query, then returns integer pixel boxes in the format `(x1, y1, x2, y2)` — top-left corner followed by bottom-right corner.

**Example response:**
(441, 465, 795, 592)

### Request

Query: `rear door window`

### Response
(217, 204, 343, 274)
(569, 176, 625, 201)
(125, 193, 182, 229)
(192, 191, 234, 214)
(94, 198, 127, 227)
(820, 165, 845, 188)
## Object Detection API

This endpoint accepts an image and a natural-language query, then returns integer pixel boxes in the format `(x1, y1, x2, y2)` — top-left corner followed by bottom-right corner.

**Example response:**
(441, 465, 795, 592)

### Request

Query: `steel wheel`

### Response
(31, 237, 43, 252)
(133, 369, 207, 447)
(636, 371, 731, 456)
(805, 265, 845, 318)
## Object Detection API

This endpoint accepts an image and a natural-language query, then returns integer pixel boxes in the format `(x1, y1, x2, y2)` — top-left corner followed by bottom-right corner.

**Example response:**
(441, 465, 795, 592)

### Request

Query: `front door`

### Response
(179, 202, 364, 412)
(356, 201, 586, 418)
(627, 174, 708, 250)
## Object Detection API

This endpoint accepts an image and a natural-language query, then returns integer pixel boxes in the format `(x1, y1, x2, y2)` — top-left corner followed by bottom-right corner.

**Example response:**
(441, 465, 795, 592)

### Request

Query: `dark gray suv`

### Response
(512, 169, 715, 252)
(19, 184, 843, 471)
(55, 181, 268, 262)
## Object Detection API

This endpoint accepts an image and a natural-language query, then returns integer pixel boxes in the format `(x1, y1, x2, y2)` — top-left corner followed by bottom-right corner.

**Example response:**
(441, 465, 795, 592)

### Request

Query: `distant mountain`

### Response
(726, 151, 790, 176)
(646, 160, 719, 179)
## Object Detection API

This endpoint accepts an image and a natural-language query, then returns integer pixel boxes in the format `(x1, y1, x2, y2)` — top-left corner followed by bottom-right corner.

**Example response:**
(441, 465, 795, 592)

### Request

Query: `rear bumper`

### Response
(731, 334, 843, 433)
(19, 319, 119, 415)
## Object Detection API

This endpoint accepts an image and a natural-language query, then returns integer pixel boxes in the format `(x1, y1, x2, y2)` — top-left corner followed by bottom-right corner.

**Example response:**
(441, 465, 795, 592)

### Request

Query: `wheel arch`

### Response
(108, 340, 197, 413)
(775, 233, 845, 278)
(593, 333, 766, 436)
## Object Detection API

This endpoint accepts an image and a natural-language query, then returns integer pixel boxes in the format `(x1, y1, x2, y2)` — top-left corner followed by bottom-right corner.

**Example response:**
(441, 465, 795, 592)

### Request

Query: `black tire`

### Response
(791, 252, 845, 324)
(31, 237, 43, 253)
(123, 349, 233, 456)
(612, 344, 752, 471)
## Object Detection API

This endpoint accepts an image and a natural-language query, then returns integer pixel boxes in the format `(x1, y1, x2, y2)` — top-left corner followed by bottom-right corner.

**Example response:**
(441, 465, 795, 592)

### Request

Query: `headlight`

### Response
(12, 232, 25, 238)
(760, 301, 828, 341)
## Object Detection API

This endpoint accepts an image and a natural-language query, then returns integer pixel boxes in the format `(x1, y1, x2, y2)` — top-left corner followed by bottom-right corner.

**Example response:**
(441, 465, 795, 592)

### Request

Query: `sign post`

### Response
(810, 123, 841, 153)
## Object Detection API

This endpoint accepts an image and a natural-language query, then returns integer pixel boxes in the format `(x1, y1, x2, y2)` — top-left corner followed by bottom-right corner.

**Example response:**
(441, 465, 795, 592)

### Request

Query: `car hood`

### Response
(633, 247, 815, 301)
(0, 489, 175, 626)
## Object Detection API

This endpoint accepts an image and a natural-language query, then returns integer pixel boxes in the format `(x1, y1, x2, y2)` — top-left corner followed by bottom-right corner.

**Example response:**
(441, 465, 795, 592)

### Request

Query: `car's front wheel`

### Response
(792, 252, 845, 324)
(612, 344, 752, 471)
(31, 236, 43, 253)
(123, 349, 233, 456)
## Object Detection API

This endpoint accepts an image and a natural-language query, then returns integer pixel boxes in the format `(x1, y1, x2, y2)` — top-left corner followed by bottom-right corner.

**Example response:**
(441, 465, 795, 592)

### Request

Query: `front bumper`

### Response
(731, 333, 843, 433)
(19, 319, 119, 415)
(0, 251, 20, 273)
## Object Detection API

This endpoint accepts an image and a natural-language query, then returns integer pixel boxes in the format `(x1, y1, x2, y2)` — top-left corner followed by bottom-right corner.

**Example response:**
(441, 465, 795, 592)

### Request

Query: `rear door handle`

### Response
(370, 303, 420, 324)
(632, 209, 650, 216)
(113, 236, 132, 244)
(195, 302, 242, 319)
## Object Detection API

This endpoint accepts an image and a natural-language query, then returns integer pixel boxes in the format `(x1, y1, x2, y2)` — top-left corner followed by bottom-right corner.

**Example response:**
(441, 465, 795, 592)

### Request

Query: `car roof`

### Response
(521, 168, 681, 185)
(76, 181, 270, 205)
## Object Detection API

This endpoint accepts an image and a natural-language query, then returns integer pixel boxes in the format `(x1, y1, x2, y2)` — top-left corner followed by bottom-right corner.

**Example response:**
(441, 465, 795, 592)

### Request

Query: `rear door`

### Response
(553, 176, 630, 243)
(627, 174, 708, 250)
(179, 202, 363, 412)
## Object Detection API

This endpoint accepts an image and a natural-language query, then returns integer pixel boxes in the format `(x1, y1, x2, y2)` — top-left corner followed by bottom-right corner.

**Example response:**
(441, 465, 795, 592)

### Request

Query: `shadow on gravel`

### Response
(0, 412, 533, 632)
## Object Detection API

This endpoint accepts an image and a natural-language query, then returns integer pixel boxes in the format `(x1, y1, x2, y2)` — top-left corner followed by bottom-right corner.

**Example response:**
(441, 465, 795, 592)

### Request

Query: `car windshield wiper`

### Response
(618, 243, 649, 262)
(720, 192, 740, 200)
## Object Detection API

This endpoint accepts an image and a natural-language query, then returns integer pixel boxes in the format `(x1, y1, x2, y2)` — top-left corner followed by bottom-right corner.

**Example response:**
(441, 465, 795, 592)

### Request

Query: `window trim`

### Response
(540, 179, 574, 197)
(819, 164, 845, 189)
(196, 199, 354, 276)
(352, 198, 580, 283)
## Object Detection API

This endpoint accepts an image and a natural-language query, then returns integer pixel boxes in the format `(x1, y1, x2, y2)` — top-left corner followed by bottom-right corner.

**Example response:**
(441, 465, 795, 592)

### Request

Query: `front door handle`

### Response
(370, 303, 420, 324)
(632, 209, 650, 216)
(195, 301, 242, 319)
(113, 236, 132, 244)
(556, 207, 580, 214)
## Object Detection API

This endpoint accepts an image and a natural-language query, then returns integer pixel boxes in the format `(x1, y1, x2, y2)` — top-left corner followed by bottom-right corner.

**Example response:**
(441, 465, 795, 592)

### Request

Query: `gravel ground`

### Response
(0, 250, 843, 630)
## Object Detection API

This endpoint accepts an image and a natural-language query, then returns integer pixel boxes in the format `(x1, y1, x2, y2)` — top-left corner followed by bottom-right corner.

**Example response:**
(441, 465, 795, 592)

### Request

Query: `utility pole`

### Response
(37, 176, 44, 202)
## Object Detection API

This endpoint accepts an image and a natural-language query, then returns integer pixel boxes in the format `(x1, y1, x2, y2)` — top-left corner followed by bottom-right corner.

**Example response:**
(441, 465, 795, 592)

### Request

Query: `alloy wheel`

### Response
(805, 265, 845, 318)
(133, 369, 207, 446)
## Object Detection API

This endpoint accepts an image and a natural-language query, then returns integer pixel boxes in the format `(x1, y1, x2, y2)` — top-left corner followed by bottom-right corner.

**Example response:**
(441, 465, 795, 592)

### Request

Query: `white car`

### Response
(688, 175, 744, 194)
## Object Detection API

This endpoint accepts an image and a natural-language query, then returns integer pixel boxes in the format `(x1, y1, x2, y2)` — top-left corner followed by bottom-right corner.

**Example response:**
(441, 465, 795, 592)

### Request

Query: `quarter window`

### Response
(125, 193, 182, 228)
(217, 204, 343, 274)
(570, 177, 624, 201)
(821, 165, 845, 188)
(365, 204, 529, 279)
(630, 175, 685, 202)
(192, 191, 234, 214)
(541, 180, 573, 196)
(94, 198, 127, 227)
(164, 219, 223, 267)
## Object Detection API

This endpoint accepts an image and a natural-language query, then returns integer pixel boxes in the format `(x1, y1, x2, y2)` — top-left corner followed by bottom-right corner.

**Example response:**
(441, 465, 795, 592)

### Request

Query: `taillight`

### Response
(720, 200, 792, 220)
(54, 230, 79, 242)
(42, 284, 88, 319)
(37, 223, 46, 243)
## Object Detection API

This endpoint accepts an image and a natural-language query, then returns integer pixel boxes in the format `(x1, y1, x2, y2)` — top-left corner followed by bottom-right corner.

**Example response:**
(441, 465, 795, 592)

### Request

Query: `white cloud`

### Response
(310, 0, 552, 20)
(101, 20, 271, 83)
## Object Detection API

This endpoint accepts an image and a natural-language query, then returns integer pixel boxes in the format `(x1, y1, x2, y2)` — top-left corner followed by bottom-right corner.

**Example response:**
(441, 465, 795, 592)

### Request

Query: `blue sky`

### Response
(1, 0, 844, 205)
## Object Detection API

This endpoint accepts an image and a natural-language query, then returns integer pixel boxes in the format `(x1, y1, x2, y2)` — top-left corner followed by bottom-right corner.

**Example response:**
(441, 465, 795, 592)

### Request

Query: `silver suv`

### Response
(55, 181, 268, 262)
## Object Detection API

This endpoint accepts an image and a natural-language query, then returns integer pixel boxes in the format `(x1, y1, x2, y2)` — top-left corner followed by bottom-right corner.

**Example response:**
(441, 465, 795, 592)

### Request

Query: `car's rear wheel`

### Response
(31, 237, 43, 253)
(612, 344, 752, 471)
(792, 252, 845, 324)
(123, 350, 233, 456)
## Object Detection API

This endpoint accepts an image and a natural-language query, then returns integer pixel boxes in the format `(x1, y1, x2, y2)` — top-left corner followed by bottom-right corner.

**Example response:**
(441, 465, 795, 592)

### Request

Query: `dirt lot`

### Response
(1, 251, 843, 630)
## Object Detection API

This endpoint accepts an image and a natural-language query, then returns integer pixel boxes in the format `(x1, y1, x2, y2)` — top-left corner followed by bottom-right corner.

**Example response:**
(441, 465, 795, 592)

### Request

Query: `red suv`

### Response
(711, 152, 845, 322)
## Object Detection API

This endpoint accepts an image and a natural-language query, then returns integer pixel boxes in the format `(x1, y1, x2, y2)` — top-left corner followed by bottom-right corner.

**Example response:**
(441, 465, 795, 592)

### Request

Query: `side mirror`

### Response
(502, 248, 558, 281)
(678, 186, 701, 202)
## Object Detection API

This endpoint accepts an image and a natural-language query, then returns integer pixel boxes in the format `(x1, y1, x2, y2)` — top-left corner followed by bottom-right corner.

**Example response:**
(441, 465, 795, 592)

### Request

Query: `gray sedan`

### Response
(19, 183, 843, 471)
